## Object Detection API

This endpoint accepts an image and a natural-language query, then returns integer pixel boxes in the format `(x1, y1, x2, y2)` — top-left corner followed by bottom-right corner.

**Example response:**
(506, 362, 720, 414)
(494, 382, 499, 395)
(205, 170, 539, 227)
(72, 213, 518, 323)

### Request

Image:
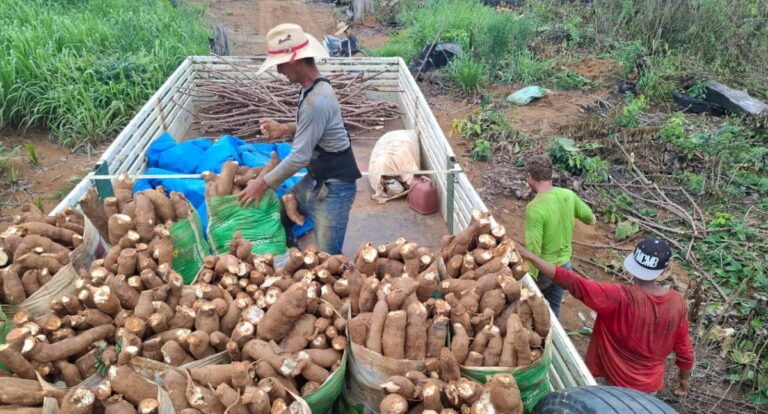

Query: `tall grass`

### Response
(375, 0, 537, 93)
(533, 0, 768, 97)
(592, 0, 767, 68)
(448, 54, 486, 94)
(0, 0, 210, 148)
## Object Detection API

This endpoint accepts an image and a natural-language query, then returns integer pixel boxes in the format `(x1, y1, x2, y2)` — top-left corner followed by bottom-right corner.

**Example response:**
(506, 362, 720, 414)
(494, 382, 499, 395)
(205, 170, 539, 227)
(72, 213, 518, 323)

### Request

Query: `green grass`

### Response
(0, 144, 18, 178)
(373, 0, 537, 93)
(448, 54, 486, 94)
(0, 0, 210, 148)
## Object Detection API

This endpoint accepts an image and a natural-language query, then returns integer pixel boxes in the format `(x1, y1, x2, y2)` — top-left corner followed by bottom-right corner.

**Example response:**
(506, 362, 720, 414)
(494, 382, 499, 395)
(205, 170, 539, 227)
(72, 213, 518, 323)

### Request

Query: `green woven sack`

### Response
(304, 349, 348, 413)
(206, 191, 287, 257)
(168, 207, 211, 284)
(461, 333, 553, 412)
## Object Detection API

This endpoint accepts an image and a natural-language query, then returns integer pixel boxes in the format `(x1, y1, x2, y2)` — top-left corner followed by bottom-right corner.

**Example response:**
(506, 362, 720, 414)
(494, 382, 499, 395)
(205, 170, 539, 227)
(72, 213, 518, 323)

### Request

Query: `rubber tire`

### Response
(533, 385, 678, 414)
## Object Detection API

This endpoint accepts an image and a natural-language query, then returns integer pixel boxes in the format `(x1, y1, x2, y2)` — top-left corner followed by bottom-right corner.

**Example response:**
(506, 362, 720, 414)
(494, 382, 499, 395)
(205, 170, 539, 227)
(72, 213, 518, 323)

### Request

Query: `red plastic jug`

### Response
(408, 176, 439, 215)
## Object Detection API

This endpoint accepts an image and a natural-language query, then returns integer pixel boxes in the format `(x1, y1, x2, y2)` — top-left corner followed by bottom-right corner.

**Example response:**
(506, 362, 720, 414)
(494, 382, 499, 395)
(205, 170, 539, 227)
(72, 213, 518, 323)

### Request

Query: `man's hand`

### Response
(238, 177, 268, 208)
(674, 369, 691, 397)
(260, 119, 290, 139)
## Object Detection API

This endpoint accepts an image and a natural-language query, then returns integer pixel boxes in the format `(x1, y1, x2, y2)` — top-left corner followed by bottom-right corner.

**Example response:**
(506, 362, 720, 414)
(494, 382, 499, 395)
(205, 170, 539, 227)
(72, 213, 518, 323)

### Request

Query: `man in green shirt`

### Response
(525, 154, 595, 317)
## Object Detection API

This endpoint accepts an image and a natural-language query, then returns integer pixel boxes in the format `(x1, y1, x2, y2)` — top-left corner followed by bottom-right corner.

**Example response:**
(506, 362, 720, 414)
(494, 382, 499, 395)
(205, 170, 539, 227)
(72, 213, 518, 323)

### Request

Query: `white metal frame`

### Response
(53, 55, 595, 389)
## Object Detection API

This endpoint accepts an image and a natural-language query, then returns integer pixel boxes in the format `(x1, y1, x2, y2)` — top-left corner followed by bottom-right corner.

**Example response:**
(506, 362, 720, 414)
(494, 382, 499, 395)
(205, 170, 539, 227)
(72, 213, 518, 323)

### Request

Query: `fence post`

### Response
(446, 155, 456, 234)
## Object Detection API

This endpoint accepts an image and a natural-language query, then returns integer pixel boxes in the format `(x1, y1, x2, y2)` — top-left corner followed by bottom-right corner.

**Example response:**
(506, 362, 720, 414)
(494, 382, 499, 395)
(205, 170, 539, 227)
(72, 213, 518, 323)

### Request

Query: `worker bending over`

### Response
(238, 23, 361, 255)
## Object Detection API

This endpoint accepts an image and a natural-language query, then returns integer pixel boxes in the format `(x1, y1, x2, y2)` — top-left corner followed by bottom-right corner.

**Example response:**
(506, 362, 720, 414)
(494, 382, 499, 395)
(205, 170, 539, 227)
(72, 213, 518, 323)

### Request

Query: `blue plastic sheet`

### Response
(146, 133, 212, 173)
(139, 132, 313, 238)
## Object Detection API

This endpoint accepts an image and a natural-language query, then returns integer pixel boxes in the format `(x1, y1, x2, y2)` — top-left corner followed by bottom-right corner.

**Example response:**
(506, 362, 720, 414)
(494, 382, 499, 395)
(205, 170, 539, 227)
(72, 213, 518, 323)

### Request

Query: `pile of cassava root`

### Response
(79, 174, 196, 248)
(0, 204, 85, 304)
(196, 234, 349, 398)
(38, 363, 164, 414)
(344, 210, 551, 370)
(202, 158, 277, 200)
(436, 210, 551, 368)
(202, 158, 305, 225)
(379, 347, 523, 414)
(165, 365, 307, 413)
(41, 361, 308, 414)
(345, 237, 447, 359)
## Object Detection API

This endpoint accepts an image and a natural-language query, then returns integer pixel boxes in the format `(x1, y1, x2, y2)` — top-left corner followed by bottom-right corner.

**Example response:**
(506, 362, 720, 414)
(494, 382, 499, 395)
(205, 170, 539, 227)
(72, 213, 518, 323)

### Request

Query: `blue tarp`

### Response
(136, 132, 313, 238)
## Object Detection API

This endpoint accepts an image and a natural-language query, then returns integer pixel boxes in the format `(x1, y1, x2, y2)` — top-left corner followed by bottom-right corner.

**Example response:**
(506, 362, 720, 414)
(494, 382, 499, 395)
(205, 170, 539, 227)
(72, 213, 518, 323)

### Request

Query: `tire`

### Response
(534, 385, 678, 414)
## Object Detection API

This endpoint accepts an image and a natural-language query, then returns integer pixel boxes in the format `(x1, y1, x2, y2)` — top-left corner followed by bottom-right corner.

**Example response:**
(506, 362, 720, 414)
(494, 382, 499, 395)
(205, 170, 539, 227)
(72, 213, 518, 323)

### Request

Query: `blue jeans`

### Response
(284, 175, 357, 255)
(538, 261, 572, 319)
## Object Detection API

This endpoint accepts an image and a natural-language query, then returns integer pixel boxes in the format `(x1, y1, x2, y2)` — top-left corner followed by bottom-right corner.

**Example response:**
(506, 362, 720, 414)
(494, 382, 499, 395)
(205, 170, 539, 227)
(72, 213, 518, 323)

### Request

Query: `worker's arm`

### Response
(517, 245, 622, 314)
(574, 192, 596, 225)
(673, 308, 695, 396)
(524, 206, 544, 278)
(263, 103, 328, 188)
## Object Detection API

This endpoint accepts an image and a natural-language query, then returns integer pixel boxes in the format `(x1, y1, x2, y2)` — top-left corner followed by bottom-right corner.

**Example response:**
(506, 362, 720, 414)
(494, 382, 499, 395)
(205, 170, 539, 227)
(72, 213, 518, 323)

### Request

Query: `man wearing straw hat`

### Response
(238, 23, 361, 255)
(516, 237, 694, 396)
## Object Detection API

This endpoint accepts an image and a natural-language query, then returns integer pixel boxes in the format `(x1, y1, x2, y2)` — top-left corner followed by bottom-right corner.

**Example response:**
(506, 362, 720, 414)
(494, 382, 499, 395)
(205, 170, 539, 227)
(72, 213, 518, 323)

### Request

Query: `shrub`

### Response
(501, 50, 553, 84)
(448, 54, 486, 95)
(552, 70, 592, 90)
(614, 95, 648, 128)
(371, 35, 419, 62)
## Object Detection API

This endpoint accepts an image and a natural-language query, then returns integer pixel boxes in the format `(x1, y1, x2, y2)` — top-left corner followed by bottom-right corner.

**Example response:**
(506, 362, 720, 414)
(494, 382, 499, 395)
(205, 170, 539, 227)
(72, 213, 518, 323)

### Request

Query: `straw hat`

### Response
(256, 23, 329, 76)
(334, 22, 351, 37)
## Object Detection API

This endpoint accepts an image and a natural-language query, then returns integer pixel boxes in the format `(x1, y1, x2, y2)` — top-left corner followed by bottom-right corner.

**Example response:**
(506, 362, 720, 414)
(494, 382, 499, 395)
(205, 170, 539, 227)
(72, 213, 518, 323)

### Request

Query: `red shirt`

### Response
(553, 266, 694, 393)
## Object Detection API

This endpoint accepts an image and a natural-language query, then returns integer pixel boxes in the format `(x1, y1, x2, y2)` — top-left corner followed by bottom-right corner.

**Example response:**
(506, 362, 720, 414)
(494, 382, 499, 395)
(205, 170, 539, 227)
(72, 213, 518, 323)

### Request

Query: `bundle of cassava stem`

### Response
(201, 157, 305, 225)
(161, 363, 307, 413)
(379, 347, 523, 414)
(78, 173, 195, 248)
(0, 204, 85, 304)
(451, 288, 550, 369)
(198, 235, 349, 397)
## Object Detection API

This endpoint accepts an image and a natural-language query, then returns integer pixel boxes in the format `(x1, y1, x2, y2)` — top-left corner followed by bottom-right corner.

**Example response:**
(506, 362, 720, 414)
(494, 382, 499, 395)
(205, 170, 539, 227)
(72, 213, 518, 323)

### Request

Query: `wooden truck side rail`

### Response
(52, 55, 596, 390)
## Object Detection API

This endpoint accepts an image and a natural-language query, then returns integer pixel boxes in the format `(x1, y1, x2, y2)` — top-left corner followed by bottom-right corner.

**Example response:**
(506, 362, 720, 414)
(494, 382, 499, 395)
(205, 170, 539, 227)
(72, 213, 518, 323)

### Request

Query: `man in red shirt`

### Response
(517, 237, 694, 395)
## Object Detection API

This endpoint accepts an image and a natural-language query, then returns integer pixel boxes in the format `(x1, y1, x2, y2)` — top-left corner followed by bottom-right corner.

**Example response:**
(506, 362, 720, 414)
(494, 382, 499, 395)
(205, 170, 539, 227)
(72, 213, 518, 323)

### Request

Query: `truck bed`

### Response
(305, 129, 448, 257)
(54, 55, 596, 391)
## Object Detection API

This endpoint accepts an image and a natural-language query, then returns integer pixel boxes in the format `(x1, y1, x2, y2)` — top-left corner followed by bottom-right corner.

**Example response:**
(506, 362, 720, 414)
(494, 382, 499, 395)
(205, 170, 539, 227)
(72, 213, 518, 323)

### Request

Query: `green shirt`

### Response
(525, 187, 595, 277)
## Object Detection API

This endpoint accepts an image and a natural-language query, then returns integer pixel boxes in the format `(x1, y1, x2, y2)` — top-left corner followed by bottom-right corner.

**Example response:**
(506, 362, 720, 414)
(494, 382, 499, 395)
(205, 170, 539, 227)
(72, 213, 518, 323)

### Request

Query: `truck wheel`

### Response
(534, 385, 677, 414)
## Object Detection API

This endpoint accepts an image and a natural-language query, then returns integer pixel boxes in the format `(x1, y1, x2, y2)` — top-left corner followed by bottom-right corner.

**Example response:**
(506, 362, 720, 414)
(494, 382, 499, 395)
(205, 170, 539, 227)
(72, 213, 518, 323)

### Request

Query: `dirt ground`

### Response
(198, 0, 340, 55)
(0, 128, 95, 232)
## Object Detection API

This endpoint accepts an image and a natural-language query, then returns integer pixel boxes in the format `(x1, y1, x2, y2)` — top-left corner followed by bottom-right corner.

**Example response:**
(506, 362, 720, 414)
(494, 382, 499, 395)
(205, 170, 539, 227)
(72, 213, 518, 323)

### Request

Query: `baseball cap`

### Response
(623, 237, 672, 281)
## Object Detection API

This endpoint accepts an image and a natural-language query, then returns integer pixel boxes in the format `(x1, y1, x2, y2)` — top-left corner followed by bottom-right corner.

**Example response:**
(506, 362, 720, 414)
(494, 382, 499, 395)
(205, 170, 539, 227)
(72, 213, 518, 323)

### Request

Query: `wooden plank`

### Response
(166, 96, 196, 141)
(122, 112, 169, 175)
(112, 67, 197, 171)
(396, 59, 456, 160)
(99, 58, 192, 168)
(548, 365, 565, 391)
(50, 180, 91, 215)
(550, 342, 578, 389)
(109, 64, 195, 172)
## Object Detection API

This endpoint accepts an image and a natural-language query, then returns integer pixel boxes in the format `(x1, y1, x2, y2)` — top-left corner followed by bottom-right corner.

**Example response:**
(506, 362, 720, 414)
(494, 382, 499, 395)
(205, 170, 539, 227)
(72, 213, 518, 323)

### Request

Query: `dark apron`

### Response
(298, 77, 361, 183)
